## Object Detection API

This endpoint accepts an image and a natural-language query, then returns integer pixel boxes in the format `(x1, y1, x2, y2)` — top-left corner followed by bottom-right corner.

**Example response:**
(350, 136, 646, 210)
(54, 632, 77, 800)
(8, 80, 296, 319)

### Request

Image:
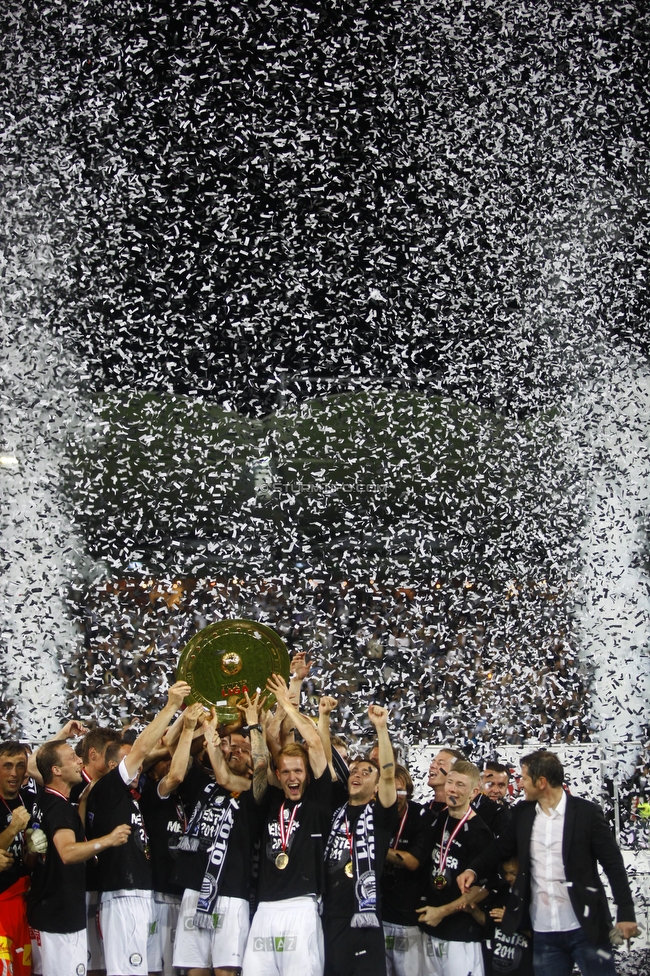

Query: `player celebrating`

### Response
(322, 704, 398, 976)
(27, 741, 130, 976)
(242, 673, 332, 976)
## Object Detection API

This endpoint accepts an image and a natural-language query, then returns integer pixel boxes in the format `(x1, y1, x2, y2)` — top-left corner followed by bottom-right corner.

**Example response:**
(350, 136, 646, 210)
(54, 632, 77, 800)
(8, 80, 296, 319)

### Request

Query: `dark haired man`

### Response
(68, 726, 123, 976)
(472, 763, 511, 838)
(480, 763, 510, 805)
(85, 680, 190, 976)
(170, 703, 254, 976)
(323, 705, 398, 976)
(0, 741, 37, 976)
(26, 741, 130, 976)
(242, 674, 332, 976)
(457, 750, 638, 976)
(381, 764, 432, 976)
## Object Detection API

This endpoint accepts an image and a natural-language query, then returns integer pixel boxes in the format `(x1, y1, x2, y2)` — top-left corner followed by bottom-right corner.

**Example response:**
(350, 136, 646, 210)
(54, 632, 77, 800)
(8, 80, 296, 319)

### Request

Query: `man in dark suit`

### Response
(457, 750, 638, 975)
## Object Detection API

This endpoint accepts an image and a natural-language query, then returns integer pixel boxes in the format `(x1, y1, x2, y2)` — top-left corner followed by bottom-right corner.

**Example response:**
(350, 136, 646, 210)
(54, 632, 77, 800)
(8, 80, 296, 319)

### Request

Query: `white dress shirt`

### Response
(529, 790, 581, 932)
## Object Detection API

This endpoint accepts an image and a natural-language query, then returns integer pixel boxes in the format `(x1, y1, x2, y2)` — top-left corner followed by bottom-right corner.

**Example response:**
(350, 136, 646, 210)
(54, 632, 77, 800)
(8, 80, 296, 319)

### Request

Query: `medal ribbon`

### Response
(391, 806, 409, 851)
(344, 814, 354, 861)
(279, 801, 301, 853)
(437, 808, 473, 876)
(45, 787, 69, 801)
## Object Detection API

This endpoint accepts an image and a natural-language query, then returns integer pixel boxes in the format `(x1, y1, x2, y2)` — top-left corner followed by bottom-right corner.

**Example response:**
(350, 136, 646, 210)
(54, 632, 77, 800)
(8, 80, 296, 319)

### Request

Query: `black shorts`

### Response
(323, 915, 387, 976)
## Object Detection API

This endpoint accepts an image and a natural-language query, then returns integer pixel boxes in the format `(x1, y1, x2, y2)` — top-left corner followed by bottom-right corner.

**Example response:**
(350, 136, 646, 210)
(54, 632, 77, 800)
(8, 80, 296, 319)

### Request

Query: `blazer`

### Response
(469, 794, 635, 945)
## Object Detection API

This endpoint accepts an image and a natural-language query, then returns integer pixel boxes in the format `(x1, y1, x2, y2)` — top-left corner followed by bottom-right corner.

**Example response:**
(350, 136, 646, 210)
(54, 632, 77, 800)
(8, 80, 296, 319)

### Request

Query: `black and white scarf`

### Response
(325, 802, 379, 928)
(176, 782, 223, 853)
(193, 795, 240, 929)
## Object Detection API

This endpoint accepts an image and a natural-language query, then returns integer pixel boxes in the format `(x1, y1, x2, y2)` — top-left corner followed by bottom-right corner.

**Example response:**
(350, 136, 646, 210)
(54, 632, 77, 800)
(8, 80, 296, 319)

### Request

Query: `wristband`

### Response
(243, 723, 263, 734)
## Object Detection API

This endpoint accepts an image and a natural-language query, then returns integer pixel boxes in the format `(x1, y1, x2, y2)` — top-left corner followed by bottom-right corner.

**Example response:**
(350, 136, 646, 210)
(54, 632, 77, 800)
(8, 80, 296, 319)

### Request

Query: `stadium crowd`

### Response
(0, 653, 642, 976)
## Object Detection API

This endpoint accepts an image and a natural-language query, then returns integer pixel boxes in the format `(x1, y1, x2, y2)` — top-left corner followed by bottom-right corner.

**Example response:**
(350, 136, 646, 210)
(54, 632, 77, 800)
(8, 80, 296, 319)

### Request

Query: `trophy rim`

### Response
(177, 617, 291, 722)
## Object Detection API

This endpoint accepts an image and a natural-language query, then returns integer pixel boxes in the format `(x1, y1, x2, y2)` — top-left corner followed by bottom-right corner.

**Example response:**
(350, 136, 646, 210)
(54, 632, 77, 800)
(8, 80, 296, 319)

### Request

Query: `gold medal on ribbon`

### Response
(344, 861, 354, 878)
(433, 874, 447, 889)
(275, 852, 290, 870)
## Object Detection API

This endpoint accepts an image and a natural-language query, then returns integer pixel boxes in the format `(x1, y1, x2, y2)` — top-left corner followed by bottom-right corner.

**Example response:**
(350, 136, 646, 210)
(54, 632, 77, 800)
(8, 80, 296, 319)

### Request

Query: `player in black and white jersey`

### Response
(322, 705, 399, 976)
(0, 740, 41, 976)
(85, 680, 190, 976)
(416, 760, 493, 976)
(242, 674, 332, 976)
(140, 702, 209, 976)
(381, 764, 433, 976)
(170, 701, 255, 976)
(66, 726, 124, 976)
(26, 741, 130, 976)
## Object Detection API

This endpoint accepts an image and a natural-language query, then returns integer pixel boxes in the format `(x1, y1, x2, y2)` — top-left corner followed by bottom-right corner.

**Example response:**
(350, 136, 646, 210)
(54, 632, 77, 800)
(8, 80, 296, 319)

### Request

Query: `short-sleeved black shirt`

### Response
(381, 800, 434, 926)
(420, 811, 494, 942)
(255, 766, 333, 902)
(140, 779, 186, 896)
(27, 789, 86, 933)
(85, 762, 152, 892)
(171, 766, 254, 901)
(0, 789, 36, 895)
(324, 798, 399, 920)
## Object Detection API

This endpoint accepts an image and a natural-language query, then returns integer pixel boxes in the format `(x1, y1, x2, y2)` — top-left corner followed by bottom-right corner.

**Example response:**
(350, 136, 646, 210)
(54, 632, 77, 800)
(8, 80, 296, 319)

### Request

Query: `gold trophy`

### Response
(177, 619, 291, 727)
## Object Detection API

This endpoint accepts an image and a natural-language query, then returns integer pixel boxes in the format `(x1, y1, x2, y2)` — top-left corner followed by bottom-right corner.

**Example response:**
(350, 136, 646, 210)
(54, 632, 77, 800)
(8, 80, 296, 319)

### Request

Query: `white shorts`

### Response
(29, 928, 42, 976)
(383, 923, 424, 976)
(147, 894, 181, 976)
(39, 930, 87, 976)
(99, 890, 154, 976)
(85, 892, 104, 972)
(243, 897, 323, 976)
(422, 934, 484, 976)
(172, 889, 249, 970)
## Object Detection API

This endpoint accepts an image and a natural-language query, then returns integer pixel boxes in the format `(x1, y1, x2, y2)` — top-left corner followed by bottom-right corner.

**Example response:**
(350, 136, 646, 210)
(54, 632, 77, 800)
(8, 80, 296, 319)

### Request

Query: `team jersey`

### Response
(139, 778, 187, 896)
(324, 798, 399, 920)
(85, 761, 152, 892)
(0, 788, 36, 894)
(421, 811, 494, 942)
(172, 767, 254, 901)
(27, 789, 87, 933)
(381, 799, 434, 926)
(255, 765, 333, 902)
(481, 882, 533, 975)
(472, 793, 512, 837)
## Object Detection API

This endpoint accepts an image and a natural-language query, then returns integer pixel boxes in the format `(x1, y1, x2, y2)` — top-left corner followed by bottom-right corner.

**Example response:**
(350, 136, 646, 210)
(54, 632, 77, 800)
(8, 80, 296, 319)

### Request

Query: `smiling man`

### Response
(26, 741, 130, 976)
(457, 750, 638, 976)
(322, 705, 398, 976)
(425, 749, 464, 816)
(85, 680, 191, 976)
(242, 674, 332, 976)
(0, 742, 35, 976)
(417, 760, 492, 976)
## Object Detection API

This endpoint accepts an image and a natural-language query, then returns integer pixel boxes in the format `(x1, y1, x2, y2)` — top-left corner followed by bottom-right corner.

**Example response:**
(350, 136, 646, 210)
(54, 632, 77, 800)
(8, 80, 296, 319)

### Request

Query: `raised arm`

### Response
(28, 720, 90, 784)
(203, 712, 251, 793)
(239, 692, 270, 803)
(317, 696, 338, 777)
(123, 680, 191, 781)
(266, 673, 327, 779)
(368, 705, 396, 809)
(158, 702, 206, 798)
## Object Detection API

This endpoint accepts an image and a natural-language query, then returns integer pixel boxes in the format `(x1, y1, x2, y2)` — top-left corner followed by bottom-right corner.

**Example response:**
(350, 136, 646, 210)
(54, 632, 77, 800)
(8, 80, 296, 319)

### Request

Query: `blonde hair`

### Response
(449, 759, 480, 787)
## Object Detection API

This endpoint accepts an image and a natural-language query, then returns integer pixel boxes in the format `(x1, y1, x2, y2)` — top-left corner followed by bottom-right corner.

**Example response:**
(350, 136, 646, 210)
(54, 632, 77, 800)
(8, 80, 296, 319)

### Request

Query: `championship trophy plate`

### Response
(177, 618, 291, 726)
